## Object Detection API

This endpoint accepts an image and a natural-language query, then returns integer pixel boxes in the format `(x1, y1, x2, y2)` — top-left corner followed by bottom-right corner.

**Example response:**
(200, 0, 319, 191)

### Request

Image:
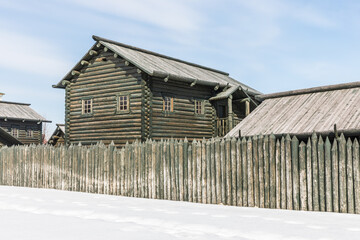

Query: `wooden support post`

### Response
(228, 95, 233, 131)
(245, 100, 250, 116)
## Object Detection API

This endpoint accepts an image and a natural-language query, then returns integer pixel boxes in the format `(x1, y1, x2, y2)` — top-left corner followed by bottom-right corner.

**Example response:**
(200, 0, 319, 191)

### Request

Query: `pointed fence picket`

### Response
(0, 134, 359, 214)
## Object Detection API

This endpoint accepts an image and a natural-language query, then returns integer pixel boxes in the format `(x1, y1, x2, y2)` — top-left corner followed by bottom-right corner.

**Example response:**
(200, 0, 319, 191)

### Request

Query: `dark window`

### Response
(218, 105, 227, 118)
(82, 99, 93, 114)
(26, 127, 33, 138)
(163, 96, 173, 112)
(11, 125, 19, 138)
(118, 95, 129, 111)
(195, 100, 204, 115)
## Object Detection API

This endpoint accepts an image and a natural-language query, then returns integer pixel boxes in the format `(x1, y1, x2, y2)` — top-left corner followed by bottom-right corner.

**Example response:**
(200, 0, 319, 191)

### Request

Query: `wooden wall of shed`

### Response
(67, 50, 143, 147)
(0, 120, 42, 144)
(150, 77, 215, 140)
(214, 99, 245, 122)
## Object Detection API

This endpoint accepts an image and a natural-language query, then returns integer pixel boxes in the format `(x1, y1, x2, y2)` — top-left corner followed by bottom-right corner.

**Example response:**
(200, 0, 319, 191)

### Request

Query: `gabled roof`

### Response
(0, 127, 23, 146)
(0, 101, 51, 122)
(226, 81, 360, 138)
(48, 124, 65, 146)
(53, 35, 261, 96)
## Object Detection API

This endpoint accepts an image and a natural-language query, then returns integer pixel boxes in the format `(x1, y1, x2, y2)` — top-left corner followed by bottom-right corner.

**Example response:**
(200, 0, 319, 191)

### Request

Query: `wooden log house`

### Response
(53, 36, 261, 146)
(0, 93, 51, 146)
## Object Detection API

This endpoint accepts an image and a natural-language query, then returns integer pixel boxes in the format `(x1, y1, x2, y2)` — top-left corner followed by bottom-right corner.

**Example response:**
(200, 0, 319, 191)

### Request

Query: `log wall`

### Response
(151, 78, 215, 140)
(0, 120, 42, 144)
(1, 133, 359, 214)
(67, 50, 143, 146)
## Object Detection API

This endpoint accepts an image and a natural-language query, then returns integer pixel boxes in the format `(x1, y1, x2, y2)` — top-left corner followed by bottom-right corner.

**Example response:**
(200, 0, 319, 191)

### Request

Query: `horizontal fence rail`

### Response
(0, 134, 359, 214)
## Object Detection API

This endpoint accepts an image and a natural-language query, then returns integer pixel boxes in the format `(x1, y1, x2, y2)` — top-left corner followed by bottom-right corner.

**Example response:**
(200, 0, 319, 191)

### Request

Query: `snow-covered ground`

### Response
(0, 186, 359, 240)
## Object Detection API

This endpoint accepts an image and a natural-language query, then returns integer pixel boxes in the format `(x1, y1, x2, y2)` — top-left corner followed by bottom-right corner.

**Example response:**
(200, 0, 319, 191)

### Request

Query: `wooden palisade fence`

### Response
(0, 134, 359, 214)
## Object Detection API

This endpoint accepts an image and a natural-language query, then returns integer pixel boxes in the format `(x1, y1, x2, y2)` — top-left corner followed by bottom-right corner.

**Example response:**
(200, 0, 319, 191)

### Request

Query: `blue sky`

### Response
(1, 0, 360, 137)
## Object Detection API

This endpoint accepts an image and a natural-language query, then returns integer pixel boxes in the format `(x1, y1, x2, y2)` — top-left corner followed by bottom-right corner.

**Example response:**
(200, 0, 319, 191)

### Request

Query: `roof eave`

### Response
(0, 117, 51, 123)
(53, 42, 100, 89)
(257, 81, 360, 101)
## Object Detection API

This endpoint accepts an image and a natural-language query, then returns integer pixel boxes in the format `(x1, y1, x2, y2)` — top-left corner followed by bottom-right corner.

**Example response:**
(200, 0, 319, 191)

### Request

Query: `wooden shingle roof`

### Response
(227, 81, 360, 138)
(54, 36, 261, 96)
(0, 101, 50, 122)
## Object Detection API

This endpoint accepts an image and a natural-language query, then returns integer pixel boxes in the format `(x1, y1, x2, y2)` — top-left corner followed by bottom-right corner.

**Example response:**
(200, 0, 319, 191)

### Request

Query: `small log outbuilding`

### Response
(0, 95, 51, 145)
(48, 124, 65, 146)
(53, 36, 261, 146)
(226, 81, 360, 139)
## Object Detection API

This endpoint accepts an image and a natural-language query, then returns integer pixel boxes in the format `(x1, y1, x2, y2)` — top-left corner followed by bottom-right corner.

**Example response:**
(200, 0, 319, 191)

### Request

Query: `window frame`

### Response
(194, 99, 205, 116)
(162, 96, 174, 113)
(11, 125, 19, 138)
(116, 93, 131, 114)
(81, 97, 93, 116)
(26, 126, 34, 138)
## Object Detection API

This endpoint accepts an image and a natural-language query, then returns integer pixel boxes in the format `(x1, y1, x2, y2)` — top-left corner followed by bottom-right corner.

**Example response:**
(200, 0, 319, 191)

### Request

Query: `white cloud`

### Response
(288, 60, 359, 87)
(68, 0, 204, 32)
(0, 30, 69, 77)
(236, 0, 335, 28)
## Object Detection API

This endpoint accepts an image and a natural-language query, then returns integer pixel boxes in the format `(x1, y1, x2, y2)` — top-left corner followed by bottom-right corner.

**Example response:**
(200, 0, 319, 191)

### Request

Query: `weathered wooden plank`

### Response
(236, 138, 243, 207)
(179, 140, 184, 201)
(346, 138, 354, 214)
(338, 134, 347, 213)
(166, 140, 171, 200)
(247, 137, 254, 207)
(275, 139, 281, 209)
(210, 138, 216, 204)
(241, 137, 248, 206)
(318, 136, 326, 212)
(192, 140, 198, 202)
(201, 139, 207, 204)
(152, 140, 157, 199)
(299, 142, 307, 211)
(196, 140, 202, 203)
(311, 133, 320, 211)
(263, 136, 269, 208)
(231, 138, 237, 206)
(206, 139, 211, 204)
(331, 138, 339, 213)
(215, 138, 221, 204)
(280, 137, 286, 209)
(324, 137, 333, 212)
(220, 139, 226, 204)
(353, 139, 360, 214)
(225, 138, 232, 205)
(188, 142, 193, 202)
(291, 136, 300, 211)
(258, 135, 264, 208)
(252, 136, 259, 207)
(158, 141, 164, 199)
(285, 135, 293, 210)
(269, 135, 276, 209)
(141, 142, 146, 198)
(183, 138, 189, 202)
(306, 138, 313, 211)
